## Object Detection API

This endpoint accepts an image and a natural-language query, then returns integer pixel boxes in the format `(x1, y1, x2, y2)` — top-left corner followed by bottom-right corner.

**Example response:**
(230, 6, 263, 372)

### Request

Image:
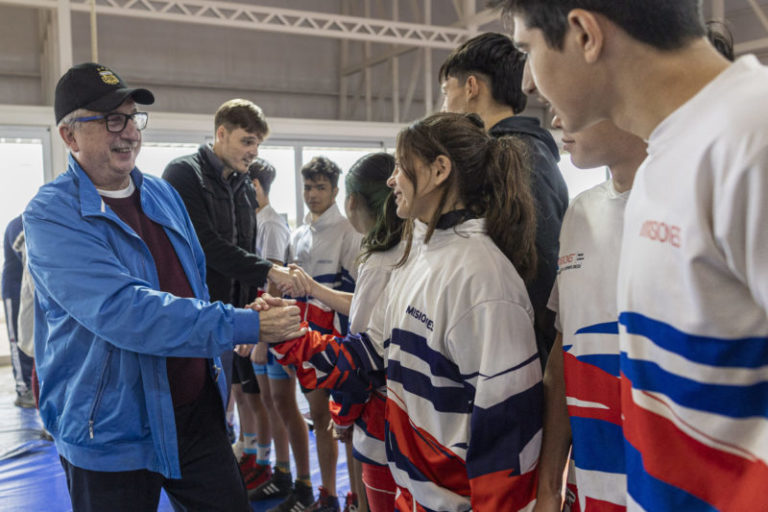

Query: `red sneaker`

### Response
(244, 463, 273, 491)
(238, 453, 256, 477)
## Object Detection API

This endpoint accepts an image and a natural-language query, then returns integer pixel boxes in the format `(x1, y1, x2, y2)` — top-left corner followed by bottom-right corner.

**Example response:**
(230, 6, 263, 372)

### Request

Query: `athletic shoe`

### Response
(307, 486, 340, 512)
(244, 462, 272, 491)
(250, 468, 293, 501)
(13, 389, 35, 408)
(238, 453, 255, 476)
(342, 492, 358, 512)
(265, 479, 314, 511)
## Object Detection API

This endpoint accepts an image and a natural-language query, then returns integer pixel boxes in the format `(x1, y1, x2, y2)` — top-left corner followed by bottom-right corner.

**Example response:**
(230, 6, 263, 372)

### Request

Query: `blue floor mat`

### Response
(0, 366, 349, 512)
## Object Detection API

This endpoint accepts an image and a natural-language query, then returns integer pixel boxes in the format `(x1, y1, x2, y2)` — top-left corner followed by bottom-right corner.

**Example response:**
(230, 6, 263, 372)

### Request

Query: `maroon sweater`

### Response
(101, 188, 206, 407)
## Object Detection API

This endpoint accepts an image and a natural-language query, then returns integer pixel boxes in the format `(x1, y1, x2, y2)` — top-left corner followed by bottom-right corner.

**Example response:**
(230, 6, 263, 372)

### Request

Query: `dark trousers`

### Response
(60, 379, 249, 512)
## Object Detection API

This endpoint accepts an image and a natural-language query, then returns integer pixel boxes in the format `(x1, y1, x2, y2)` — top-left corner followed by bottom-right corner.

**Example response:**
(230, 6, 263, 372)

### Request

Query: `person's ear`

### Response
(215, 124, 228, 144)
(332, 186, 339, 200)
(59, 124, 78, 152)
(465, 75, 481, 101)
(431, 155, 453, 187)
(567, 9, 605, 64)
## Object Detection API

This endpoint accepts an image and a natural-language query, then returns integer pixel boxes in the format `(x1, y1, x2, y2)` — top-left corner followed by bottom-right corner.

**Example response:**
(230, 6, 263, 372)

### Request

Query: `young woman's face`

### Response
(387, 154, 435, 222)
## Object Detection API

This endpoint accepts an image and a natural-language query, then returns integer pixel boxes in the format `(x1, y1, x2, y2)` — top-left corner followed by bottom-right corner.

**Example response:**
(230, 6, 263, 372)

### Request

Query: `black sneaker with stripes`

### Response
(249, 467, 292, 502)
(266, 480, 315, 512)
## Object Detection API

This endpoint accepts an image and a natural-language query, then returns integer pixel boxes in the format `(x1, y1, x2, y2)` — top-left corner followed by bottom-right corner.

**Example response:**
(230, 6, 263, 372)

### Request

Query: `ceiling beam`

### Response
(735, 36, 768, 53)
(0, 0, 472, 49)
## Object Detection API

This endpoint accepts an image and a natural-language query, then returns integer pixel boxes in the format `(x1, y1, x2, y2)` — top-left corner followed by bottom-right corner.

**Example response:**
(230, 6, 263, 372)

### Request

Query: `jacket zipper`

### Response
(88, 347, 114, 439)
(87, 179, 178, 475)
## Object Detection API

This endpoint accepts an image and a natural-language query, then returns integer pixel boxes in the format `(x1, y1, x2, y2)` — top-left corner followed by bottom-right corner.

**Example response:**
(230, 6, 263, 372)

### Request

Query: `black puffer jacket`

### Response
(490, 116, 569, 364)
(163, 145, 272, 307)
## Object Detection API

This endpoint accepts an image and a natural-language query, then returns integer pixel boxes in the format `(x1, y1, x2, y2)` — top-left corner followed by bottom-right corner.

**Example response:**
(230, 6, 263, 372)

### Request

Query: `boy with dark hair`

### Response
(536, 26, 735, 510)
(250, 157, 277, 195)
(538, 116, 646, 511)
(439, 32, 528, 115)
(301, 155, 342, 189)
(505, 1, 768, 510)
(439, 32, 569, 365)
(283, 156, 362, 512)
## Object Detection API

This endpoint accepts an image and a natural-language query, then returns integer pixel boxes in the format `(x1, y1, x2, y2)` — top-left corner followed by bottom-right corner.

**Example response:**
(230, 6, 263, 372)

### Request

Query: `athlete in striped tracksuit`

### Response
(273, 113, 543, 511)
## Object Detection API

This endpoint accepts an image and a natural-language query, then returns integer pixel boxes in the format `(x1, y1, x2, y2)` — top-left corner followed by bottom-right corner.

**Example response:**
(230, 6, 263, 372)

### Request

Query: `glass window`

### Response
(301, 147, 384, 222)
(136, 142, 199, 178)
(558, 153, 609, 200)
(137, 142, 299, 229)
(0, 137, 45, 359)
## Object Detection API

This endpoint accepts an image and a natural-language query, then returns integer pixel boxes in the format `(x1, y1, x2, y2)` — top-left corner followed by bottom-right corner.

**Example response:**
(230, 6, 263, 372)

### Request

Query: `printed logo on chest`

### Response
(638, 220, 681, 248)
(557, 252, 585, 274)
(405, 305, 434, 332)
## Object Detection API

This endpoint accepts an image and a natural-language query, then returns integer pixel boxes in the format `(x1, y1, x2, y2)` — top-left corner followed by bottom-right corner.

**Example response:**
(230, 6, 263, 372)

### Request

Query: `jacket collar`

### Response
(489, 115, 560, 161)
(68, 153, 144, 218)
(303, 203, 343, 231)
(412, 215, 485, 245)
(199, 144, 248, 188)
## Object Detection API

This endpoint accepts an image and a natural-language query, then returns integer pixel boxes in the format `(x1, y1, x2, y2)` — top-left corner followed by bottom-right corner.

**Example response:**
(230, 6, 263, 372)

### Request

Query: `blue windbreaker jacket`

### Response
(23, 155, 261, 478)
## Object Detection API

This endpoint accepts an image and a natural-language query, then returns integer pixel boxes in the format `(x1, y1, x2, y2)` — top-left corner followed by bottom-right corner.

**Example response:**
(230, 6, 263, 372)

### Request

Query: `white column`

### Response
(51, 0, 73, 177)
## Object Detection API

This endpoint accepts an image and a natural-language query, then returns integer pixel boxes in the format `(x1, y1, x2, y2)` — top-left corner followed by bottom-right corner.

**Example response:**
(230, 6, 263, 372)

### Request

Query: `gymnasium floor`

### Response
(0, 364, 349, 512)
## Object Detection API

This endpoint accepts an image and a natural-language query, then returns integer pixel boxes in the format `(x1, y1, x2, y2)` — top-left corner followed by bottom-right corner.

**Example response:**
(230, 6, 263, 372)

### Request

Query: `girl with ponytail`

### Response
(381, 112, 542, 511)
(269, 152, 404, 511)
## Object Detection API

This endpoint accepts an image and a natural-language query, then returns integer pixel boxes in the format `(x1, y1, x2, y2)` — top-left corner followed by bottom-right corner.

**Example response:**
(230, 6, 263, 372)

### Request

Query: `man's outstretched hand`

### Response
(248, 294, 306, 342)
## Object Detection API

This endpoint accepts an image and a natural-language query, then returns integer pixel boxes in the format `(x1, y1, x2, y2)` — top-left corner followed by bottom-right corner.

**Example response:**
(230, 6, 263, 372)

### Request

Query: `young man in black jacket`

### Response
(439, 33, 569, 365)
(163, 99, 304, 495)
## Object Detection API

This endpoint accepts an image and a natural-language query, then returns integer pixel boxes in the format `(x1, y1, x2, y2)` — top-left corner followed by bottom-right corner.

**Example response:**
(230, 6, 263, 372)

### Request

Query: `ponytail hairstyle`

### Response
(345, 152, 405, 262)
(706, 20, 735, 62)
(395, 112, 537, 280)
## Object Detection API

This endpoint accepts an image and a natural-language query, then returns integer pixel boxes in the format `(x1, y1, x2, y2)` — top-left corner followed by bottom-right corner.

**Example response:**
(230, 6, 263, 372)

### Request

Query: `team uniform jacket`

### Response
(280, 218, 542, 511)
(289, 203, 362, 335)
(617, 56, 768, 511)
(23, 155, 261, 479)
(272, 244, 404, 466)
(548, 179, 630, 510)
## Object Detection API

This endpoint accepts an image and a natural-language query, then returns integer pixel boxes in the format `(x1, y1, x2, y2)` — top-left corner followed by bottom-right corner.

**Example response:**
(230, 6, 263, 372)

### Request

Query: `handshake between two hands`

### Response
(267, 264, 316, 298)
(233, 293, 308, 362)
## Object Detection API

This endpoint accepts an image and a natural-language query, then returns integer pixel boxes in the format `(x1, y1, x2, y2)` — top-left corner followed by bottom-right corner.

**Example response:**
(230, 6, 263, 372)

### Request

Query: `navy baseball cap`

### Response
(54, 63, 154, 124)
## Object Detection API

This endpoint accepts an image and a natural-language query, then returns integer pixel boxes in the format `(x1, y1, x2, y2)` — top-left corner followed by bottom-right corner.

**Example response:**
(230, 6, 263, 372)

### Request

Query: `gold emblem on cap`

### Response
(97, 66, 119, 85)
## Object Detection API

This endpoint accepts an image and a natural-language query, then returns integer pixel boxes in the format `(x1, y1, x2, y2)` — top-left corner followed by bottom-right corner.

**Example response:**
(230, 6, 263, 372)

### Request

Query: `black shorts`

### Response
(231, 354, 260, 394)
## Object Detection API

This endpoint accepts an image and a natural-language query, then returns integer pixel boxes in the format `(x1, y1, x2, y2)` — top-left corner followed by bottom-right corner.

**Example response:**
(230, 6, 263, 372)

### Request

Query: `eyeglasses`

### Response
(71, 112, 149, 133)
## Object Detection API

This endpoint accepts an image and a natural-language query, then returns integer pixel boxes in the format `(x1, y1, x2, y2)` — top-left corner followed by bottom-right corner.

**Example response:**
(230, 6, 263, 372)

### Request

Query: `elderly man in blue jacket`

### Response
(23, 62, 306, 512)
